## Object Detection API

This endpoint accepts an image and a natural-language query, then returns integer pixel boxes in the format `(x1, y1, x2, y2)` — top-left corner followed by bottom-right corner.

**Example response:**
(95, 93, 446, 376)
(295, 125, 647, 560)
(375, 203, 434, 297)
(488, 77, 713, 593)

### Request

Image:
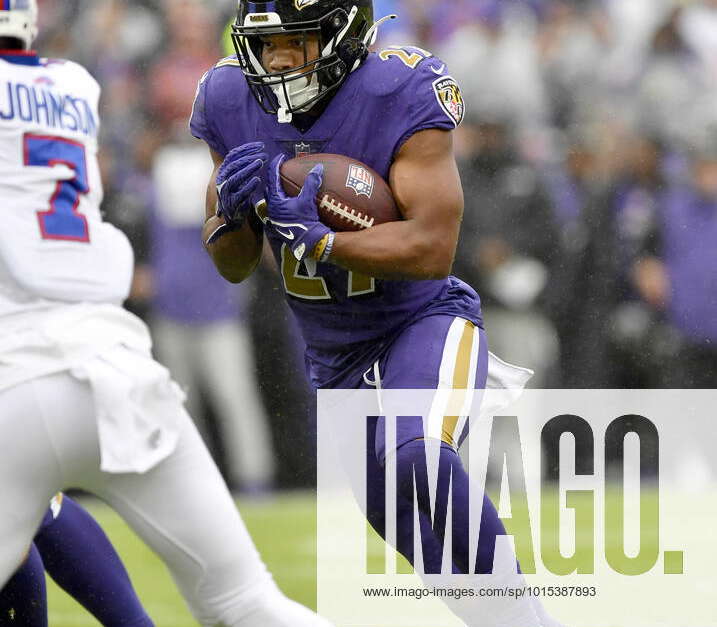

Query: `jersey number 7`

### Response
(24, 133, 90, 242)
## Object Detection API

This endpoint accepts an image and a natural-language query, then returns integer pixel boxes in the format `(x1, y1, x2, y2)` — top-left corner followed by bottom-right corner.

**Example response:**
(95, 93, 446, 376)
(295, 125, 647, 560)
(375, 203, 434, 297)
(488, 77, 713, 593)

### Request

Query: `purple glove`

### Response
(215, 142, 268, 227)
(266, 154, 333, 261)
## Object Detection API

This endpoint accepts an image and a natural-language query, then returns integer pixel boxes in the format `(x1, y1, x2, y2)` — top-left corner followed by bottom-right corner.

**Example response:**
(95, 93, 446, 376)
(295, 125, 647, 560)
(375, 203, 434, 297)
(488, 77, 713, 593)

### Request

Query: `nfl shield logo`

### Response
(346, 164, 375, 198)
(295, 142, 311, 157)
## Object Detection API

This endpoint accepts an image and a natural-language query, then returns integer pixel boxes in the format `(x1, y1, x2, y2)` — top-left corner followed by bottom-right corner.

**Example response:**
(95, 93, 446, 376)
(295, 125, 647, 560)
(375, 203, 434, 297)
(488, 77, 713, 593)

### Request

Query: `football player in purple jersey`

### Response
(194, 1, 563, 626)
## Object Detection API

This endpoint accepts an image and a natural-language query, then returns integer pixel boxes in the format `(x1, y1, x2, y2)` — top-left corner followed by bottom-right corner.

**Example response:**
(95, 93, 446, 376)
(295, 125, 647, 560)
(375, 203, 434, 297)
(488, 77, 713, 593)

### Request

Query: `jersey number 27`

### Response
(24, 133, 90, 242)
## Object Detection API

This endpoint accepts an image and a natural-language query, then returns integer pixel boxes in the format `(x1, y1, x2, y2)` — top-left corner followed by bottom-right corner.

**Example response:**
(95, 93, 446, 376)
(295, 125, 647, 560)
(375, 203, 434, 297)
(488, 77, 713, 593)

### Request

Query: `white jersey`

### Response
(0, 54, 148, 392)
(0, 54, 134, 314)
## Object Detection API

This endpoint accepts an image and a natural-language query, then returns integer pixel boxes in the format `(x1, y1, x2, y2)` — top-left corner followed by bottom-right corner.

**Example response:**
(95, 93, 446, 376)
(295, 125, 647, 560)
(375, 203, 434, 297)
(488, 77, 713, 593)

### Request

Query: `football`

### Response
(280, 153, 401, 232)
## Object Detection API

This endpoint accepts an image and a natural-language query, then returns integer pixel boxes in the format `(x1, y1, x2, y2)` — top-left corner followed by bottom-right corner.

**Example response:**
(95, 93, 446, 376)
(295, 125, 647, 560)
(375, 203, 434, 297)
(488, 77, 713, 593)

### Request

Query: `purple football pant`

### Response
(359, 316, 512, 575)
(361, 315, 488, 462)
(35, 494, 154, 627)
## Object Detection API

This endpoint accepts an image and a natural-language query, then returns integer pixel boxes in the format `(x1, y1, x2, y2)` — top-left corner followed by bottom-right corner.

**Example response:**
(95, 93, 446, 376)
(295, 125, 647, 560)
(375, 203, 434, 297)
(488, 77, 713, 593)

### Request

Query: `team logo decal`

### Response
(432, 76, 465, 127)
(346, 164, 375, 198)
(294, 0, 319, 10)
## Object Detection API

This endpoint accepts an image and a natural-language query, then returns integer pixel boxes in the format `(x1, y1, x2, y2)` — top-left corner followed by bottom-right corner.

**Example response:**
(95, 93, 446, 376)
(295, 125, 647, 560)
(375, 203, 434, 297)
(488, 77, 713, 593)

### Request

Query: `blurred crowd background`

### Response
(32, 0, 717, 489)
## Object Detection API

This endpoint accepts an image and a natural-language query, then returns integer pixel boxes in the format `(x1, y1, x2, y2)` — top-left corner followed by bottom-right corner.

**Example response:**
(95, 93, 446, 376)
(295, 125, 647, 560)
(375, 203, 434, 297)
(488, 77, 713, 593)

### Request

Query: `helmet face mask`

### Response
(0, 0, 39, 51)
(233, 0, 374, 122)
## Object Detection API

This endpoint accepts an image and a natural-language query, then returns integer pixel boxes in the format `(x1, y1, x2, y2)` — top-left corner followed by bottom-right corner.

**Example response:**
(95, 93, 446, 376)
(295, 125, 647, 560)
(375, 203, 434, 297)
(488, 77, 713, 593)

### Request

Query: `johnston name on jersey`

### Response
(191, 47, 482, 388)
(0, 52, 147, 391)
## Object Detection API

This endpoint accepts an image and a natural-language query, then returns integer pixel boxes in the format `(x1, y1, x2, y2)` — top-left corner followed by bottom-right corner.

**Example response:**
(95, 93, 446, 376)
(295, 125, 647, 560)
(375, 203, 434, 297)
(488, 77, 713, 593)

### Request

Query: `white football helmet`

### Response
(0, 0, 38, 50)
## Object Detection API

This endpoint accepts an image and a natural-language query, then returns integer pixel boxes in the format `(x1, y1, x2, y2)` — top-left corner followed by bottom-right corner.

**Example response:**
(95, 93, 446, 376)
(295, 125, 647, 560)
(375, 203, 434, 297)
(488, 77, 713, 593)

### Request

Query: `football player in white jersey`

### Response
(0, 2, 333, 625)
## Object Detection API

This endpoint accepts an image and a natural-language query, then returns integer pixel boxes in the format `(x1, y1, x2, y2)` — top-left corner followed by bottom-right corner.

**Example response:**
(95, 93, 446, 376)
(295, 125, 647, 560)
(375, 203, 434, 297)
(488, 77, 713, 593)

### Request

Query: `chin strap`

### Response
(352, 14, 397, 71)
(364, 13, 397, 45)
(363, 13, 398, 46)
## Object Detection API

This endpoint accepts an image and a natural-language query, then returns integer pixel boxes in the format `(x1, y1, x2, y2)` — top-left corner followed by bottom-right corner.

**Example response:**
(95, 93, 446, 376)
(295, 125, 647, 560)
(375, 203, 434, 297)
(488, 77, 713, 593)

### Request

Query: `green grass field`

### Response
(46, 489, 716, 627)
(47, 490, 645, 627)
(47, 492, 319, 627)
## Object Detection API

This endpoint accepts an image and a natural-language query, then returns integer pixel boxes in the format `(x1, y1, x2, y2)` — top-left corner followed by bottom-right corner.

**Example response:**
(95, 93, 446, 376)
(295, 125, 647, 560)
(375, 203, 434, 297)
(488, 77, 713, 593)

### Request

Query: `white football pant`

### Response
(0, 371, 332, 627)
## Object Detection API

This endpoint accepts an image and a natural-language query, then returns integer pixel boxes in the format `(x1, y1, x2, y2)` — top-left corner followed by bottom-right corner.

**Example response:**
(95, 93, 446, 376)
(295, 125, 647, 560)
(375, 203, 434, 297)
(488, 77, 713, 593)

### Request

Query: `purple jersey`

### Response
(190, 47, 482, 388)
